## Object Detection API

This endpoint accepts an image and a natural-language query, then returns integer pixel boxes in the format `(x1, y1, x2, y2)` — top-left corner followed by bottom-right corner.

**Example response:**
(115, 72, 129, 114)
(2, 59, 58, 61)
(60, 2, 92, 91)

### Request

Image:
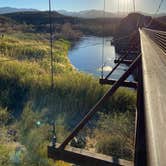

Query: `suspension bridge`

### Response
(0, 0, 163, 165)
(46, 0, 166, 164)
(48, 26, 166, 166)
(0, 0, 165, 165)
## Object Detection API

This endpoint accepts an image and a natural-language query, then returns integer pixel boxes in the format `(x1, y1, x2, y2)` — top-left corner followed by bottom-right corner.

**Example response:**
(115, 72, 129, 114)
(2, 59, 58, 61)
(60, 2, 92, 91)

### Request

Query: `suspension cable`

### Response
(117, 0, 120, 17)
(155, 0, 165, 14)
(49, 0, 54, 89)
(101, 0, 106, 79)
(126, 0, 128, 14)
(133, 0, 136, 12)
(144, 0, 165, 28)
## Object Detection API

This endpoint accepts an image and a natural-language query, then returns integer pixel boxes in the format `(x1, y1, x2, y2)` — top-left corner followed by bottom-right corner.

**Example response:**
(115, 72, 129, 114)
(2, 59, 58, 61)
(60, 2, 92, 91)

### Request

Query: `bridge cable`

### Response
(49, 0, 54, 89)
(117, 0, 120, 17)
(101, 0, 106, 79)
(126, 0, 128, 15)
(144, 0, 165, 28)
(133, 0, 136, 12)
(51, 0, 56, 32)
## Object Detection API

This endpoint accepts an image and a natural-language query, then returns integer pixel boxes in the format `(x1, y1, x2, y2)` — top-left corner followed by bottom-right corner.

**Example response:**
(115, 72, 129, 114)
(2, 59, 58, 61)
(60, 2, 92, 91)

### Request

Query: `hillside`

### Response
(3, 11, 74, 25)
(0, 7, 38, 14)
(115, 13, 166, 37)
(0, 15, 15, 24)
(58, 9, 124, 18)
(113, 13, 166, 56)
(0, 16, 24, 33)
(58, 10, 166, 19)
(156, 16, 166, 24)
(1, 11, 120, 36)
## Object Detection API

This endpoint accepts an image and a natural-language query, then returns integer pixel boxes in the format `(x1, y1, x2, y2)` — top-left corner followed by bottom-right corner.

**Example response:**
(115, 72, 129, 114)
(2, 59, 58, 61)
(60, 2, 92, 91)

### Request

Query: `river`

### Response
(68, 36, 133, 81)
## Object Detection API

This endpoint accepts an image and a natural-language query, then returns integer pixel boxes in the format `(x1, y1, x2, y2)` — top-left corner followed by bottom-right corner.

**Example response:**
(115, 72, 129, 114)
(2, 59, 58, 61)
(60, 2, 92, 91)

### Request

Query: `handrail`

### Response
(142, 28, 166, 52)
(139, 29, 166, 166)
(143, 28, 166, 35)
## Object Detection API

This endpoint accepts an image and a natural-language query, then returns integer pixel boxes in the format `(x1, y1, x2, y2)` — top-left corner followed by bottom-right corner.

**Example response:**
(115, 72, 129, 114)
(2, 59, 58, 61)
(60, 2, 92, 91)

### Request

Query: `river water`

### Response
(68, 36, 133, 81)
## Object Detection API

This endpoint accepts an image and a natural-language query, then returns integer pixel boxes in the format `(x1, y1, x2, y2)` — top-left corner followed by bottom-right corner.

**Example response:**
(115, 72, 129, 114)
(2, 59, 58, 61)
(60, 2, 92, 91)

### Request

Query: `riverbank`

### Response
(0, 32, 136, 165)
(69, 36, 134, 81)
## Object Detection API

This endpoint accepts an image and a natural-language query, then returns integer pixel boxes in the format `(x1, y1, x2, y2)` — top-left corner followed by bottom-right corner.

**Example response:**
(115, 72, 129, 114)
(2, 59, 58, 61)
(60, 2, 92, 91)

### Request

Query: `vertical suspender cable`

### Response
(133, 0, 136, 12)
(118, 0, 120, 17)
(49, 0, 54, 89)
(123, 0, 126, 15)
(130, 0, 133, 13)
(125, 0, 127, 15)
(144, 0, 164, 28)
(51, 0, 55, 31)
(126, 0, 128, 14)
(101, 0, 106, 79)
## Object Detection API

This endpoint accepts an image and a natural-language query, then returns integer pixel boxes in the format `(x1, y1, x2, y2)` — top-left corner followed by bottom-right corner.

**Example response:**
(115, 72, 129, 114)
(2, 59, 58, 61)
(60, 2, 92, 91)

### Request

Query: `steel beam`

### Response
(105, 53, 129, 79)
(48, 145, 133, 166)
(99, 79, 137, 89)
(59, 55, 141, 150)
(114, 59, 133, 65)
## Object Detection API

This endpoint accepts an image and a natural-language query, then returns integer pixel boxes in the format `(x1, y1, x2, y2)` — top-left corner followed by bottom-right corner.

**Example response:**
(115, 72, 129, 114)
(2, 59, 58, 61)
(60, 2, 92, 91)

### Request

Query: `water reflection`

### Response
(68, 36, 133, 81)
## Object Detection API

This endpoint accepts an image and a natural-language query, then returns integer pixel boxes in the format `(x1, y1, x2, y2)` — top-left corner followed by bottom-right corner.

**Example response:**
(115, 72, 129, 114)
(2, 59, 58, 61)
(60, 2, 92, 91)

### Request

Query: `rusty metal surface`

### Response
(99, 79, 137, 89)
(48, 145, 133, 166)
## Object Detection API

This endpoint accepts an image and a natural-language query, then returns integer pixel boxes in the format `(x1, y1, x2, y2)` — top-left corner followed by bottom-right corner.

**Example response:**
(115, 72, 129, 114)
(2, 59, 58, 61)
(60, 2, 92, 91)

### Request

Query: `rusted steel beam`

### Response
(59, 55, 141, 150)
(99, 79, 137, 89)
(114, 59, 133, 65)
(105, 53, 129, 80)
(48, 145, 133, 166)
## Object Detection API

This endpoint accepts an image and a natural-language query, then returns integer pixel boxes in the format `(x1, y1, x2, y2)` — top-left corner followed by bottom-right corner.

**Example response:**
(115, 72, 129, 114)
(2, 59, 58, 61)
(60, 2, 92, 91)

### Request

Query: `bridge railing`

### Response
(142, 28, 166, 53)
(138, 28, 166, 166)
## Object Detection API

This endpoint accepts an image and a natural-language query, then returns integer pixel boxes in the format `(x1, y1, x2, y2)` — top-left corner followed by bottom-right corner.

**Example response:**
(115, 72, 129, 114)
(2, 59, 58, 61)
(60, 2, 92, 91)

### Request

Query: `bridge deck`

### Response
(140, 29, 166, 166)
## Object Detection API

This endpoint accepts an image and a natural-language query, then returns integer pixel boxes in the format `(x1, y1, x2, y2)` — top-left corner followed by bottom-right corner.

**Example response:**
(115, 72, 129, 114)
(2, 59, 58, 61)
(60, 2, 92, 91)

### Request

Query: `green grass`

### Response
(0, 32, 136, 165)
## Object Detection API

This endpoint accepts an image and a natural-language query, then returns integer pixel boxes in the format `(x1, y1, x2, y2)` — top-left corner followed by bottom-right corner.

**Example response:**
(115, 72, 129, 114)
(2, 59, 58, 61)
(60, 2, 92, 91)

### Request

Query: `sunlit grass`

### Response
(0, 33, 136, 165)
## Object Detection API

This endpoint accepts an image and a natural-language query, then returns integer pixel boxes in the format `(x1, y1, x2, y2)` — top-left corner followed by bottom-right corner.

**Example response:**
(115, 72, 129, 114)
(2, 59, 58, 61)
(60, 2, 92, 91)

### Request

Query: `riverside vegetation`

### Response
(0, 32, 136, 166)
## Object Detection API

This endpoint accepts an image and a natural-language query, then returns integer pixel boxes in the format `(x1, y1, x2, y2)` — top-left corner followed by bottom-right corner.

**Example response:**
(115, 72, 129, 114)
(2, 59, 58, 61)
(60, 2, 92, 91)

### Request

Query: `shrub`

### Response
(0, 33, 136, 164)
(97, 135, 133, 160)
(0, 107, 11, 126)
(95, 112, 135, 160)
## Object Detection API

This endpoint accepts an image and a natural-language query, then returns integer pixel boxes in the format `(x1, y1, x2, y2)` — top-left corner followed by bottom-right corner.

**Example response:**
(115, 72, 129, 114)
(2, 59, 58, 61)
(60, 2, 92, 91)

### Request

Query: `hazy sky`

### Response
(0, 0, 165, 13)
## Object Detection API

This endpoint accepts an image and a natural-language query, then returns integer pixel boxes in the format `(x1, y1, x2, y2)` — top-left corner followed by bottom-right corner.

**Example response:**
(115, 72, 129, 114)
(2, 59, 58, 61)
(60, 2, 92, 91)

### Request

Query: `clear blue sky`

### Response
(0, 0, 165, 13)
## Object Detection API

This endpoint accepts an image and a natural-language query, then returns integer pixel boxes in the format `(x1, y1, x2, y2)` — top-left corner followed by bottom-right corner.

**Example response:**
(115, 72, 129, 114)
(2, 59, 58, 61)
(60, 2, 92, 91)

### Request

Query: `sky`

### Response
(0, 0, 165, 14)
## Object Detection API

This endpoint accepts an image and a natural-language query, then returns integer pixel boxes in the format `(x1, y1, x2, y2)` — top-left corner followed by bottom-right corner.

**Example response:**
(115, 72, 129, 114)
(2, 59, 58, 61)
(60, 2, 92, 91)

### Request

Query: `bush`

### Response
(97, 135, 133, 160)
(0, 107, 11, 126)
(0, 32, 136, 164)
(95, 112, 135, 160)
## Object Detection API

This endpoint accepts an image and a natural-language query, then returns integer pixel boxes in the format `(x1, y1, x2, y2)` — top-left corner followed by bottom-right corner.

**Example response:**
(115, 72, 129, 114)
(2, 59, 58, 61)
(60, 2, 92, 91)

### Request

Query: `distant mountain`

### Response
(58, 9, 127, 18)
(58, 10, 166, 19)
(155, 13, 166, 18)
(156, 16, 166, 24)
(115, 13, 166, 40)
(139, 12, 166, 18)
(2, 11, 75, 26)
(0, 7, 38, 14)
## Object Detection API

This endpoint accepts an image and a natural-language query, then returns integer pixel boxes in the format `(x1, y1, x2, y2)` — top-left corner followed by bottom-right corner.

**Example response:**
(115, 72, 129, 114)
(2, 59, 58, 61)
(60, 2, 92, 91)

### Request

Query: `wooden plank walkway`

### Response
(140, 29, 166, 166)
